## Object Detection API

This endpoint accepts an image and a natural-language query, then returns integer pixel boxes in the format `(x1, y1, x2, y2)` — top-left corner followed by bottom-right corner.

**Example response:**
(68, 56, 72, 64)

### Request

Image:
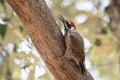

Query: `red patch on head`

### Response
(70, 21, 76, 28)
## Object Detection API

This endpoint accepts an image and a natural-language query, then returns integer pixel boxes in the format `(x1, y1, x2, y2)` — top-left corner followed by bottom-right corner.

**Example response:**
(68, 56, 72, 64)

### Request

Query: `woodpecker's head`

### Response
(58, 15, 76, 30)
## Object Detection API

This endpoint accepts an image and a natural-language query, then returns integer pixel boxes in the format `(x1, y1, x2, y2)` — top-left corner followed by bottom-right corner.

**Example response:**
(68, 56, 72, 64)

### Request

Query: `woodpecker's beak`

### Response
(58, 15, 65, 23)
(58, 15, 68, 30)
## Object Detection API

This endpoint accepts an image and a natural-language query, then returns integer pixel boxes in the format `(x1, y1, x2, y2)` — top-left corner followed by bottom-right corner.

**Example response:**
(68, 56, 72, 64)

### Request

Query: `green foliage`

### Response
(13, 44, 17, 52)
(3, 17, 10, 22)
(94, 38, 102, 46)
(19, 25, 24, 32)
(0, 24, 7, 39)
(0, 0, 4, 5)
(100, 27, 107, 34)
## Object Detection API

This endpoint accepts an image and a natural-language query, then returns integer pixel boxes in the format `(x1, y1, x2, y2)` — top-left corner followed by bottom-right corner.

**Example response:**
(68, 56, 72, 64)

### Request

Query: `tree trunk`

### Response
(6, 0, 93, 80)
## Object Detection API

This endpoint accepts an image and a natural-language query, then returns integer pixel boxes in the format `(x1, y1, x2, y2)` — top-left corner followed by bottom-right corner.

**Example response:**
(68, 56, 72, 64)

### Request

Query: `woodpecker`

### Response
(59, 15, 86, 73)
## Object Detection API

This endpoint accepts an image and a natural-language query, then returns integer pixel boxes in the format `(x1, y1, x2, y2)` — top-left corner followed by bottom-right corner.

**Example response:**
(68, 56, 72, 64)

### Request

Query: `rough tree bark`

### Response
(6, 0, 93, 80)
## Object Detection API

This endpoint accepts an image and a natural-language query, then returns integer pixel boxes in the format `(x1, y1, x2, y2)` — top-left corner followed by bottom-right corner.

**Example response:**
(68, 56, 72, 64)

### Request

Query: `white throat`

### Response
(69, 27, 75, 30)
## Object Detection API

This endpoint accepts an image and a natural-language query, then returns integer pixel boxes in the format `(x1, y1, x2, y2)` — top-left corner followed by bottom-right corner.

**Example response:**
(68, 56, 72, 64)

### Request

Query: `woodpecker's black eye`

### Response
(66, 21, 71, 29)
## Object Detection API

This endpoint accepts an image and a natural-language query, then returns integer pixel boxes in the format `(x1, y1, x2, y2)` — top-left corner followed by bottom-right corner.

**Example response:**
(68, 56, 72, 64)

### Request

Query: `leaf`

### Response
(0, 0, 4, 5)
(94, 38, 102, 46)
(19, 25, 24, 32)
(0, 24, 7, 39)
(13, 43, 17, 52)
(100, 27, 107, 34)
(3, 17, 10, 22)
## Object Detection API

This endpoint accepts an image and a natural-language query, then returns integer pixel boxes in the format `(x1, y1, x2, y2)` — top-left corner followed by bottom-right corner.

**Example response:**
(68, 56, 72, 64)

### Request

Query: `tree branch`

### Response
(105, 0, 120, 78)
(6, 0, 93, 80)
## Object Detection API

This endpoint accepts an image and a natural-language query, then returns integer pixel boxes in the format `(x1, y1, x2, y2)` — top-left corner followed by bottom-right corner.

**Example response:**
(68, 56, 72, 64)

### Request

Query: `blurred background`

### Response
(0, 0, 119, 80)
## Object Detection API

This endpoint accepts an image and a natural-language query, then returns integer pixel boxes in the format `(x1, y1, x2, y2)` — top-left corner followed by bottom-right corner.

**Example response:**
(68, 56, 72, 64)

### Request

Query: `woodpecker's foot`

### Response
(55, 55, 65, 64)
(64, 53, 73, 60)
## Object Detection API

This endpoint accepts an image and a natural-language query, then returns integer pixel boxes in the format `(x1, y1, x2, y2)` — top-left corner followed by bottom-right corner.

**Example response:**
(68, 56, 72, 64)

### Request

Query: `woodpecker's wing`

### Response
(69, 31, 84, 54)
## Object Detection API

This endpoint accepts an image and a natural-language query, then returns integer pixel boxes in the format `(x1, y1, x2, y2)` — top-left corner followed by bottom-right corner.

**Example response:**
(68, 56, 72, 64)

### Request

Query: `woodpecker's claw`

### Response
(55, 55, 65, 64)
